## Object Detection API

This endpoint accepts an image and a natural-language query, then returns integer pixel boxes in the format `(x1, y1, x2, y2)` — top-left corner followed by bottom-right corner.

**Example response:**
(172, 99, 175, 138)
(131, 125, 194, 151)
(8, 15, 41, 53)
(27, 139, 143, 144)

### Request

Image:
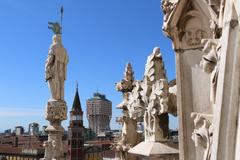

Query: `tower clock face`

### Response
(71, 115, 82, 121)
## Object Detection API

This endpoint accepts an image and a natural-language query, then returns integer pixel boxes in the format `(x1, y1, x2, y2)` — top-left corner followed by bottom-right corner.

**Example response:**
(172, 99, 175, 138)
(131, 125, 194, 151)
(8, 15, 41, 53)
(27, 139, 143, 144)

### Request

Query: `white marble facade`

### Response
(162, 0, 240, 160)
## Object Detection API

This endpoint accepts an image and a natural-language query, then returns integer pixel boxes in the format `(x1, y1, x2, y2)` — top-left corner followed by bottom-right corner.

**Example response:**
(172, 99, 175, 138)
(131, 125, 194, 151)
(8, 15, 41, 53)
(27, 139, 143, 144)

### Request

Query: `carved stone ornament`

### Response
(127, 81, 145, 120)
(161, 0, 177, 22)
(114, 63, 138, 160)
(191, 112, 213, 160)
(116, 63, 134, 92)
(144, 79, 169, 142)
(42, 133, 64, 160)
(144, 47, 167, 83)
(115, 47, 178, 158)
(45, 100, 67, 121)
(128, 47, 178, 157)
(200, 39, 221, 104)
(185, 28, 208, 46)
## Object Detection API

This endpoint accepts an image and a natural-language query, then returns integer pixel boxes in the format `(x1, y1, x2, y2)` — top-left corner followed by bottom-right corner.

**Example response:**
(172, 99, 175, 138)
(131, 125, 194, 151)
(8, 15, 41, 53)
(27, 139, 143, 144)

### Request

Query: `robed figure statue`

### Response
(45, 22, 69, 101)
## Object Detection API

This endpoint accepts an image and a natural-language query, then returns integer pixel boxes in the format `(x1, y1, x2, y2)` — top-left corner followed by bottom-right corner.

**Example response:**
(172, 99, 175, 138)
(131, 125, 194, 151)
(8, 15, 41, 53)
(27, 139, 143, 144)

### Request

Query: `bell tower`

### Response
(68, 85, 84, 160)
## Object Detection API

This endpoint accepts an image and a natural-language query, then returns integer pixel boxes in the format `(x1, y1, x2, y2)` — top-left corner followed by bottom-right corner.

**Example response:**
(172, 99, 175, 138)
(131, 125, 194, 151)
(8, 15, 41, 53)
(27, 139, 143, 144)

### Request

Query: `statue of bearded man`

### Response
(45, 34, 69, 100)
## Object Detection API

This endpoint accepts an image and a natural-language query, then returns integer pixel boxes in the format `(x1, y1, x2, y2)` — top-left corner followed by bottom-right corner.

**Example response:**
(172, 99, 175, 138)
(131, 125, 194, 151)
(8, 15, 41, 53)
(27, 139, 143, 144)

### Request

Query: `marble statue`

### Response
(45, 33, 69, 100)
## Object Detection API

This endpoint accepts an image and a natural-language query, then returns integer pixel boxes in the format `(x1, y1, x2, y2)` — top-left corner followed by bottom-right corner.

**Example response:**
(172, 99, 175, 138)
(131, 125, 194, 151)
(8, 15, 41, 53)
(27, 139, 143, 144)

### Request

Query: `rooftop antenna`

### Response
(60, 5, 64, 33)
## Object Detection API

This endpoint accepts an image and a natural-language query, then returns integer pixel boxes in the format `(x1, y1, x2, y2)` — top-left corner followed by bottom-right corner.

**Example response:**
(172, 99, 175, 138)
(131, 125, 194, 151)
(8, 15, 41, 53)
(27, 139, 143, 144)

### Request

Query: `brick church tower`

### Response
(68, 86, 84, 160)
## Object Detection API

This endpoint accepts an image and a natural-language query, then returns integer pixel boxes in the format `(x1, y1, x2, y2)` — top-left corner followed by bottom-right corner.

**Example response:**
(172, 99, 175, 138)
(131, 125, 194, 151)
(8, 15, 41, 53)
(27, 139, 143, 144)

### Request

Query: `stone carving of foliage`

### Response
(116, 63, 134, 92)
(161, 0, 178, 22)
(191, 112, 213, 160)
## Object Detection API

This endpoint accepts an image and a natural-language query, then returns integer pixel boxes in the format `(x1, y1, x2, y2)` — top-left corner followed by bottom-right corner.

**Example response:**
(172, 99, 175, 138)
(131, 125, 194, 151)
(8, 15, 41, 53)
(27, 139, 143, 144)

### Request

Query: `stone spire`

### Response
(71, 84, 83, 113)
(116, 62, 134, 92)
(128, 47, 178, 158)
(144, 47, 167, 82)
(124, 62, 134, 83)
(68, 85, 84, 160)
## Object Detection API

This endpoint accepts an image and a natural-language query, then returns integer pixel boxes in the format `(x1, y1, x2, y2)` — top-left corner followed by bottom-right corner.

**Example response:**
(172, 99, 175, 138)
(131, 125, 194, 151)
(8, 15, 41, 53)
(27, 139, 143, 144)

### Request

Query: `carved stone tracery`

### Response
(114, 47, 178, 159)
(113, 63, 139, 160)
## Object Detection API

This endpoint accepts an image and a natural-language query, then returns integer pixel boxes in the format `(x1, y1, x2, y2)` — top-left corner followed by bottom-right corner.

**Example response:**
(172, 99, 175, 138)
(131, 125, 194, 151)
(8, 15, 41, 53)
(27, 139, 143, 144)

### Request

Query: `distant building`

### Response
(84, 144, 102, 160)
(0, 134, 46, 159)
(3, 129, 11, 135)
(41, 126, 47, 135)
(28, 122, 39, 135)
(68, 87, 85, 160)
(84, 128, 97, 141)
(84, 140, 114, 160)
(87, 92, 112, 134)
(0, 130, 68, 159)
(15, 126, 24, 135)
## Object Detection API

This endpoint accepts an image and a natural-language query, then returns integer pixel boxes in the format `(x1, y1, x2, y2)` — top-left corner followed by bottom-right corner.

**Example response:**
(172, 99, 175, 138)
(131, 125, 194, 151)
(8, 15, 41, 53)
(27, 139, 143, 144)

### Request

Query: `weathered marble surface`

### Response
(113, 63, 139, 160)
(45, 34, 69, 101)
(162, 0, 240, 160)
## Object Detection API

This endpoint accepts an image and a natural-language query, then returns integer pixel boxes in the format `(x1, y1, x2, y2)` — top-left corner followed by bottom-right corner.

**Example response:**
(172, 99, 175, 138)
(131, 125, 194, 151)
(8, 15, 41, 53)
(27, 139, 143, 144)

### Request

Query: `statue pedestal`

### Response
(128, 141, 179, 160)
(42, 99, 67, 160)
(45, 100, 67, 121)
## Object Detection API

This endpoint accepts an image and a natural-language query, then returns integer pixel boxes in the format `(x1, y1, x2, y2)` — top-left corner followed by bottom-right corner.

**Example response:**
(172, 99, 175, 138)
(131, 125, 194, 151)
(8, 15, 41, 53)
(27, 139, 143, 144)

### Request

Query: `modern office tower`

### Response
(28, 122, 39, 135)
(86, 92, 112, 134)
(68, 87, 84, 160)
(15, 126, 24, 135)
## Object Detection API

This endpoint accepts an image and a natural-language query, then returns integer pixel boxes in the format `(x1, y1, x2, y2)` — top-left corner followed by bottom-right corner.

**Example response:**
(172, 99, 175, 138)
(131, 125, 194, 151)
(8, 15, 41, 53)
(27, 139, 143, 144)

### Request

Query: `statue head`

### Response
(52, 34, 62, 45)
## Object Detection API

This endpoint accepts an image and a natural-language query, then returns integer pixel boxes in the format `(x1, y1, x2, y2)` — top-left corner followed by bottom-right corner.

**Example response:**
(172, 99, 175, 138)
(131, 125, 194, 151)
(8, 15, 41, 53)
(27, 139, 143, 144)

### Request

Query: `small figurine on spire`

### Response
(48, 5, 64, 35)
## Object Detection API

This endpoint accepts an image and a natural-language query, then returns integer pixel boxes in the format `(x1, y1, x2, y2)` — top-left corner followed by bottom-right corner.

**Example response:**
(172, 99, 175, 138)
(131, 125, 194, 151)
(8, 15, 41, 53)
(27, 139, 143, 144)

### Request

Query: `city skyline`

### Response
(0, 0, 177, 132)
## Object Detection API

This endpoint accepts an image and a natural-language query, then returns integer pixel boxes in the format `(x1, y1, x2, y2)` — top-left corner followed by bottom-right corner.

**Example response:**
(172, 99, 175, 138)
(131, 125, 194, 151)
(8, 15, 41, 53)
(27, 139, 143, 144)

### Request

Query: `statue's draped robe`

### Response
(45, 35, 69, 100)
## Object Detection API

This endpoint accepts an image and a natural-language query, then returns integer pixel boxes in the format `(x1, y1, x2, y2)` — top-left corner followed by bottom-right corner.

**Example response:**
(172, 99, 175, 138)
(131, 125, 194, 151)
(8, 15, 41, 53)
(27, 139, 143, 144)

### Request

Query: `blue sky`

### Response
(0, 0, 177, 132)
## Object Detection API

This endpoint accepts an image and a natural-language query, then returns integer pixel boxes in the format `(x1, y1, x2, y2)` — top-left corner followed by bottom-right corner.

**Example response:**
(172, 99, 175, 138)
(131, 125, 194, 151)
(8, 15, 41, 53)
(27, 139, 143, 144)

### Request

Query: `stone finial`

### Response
(124, 63, 134, 83)
(161, 0, 177, 22)
(144, 47, 167, 83)
(116, 62, 135, 92)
